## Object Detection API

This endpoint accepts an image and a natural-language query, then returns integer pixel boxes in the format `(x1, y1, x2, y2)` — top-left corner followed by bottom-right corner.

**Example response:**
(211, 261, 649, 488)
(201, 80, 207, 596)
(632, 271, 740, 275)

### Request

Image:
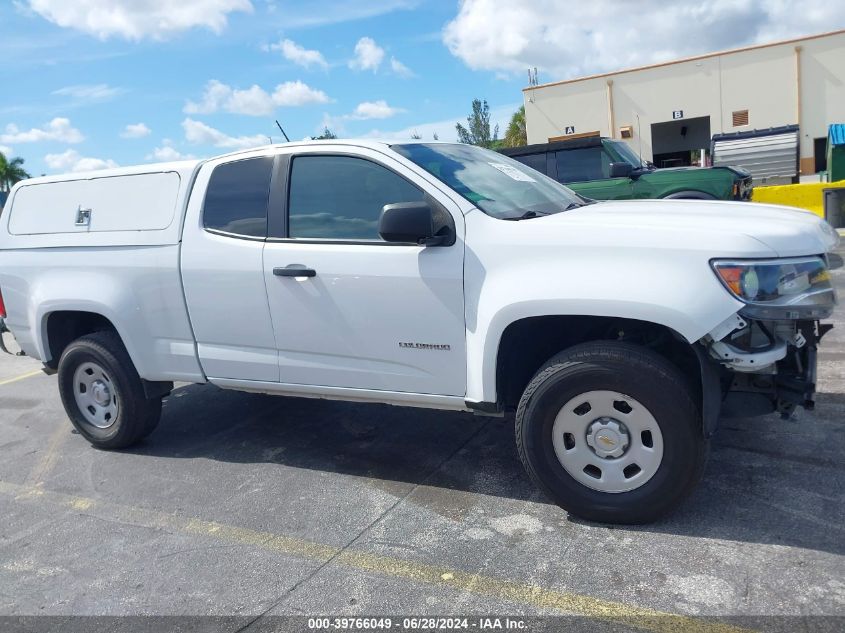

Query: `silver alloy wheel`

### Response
(73, 361, 119, 429)
(552, 390, 664, 493)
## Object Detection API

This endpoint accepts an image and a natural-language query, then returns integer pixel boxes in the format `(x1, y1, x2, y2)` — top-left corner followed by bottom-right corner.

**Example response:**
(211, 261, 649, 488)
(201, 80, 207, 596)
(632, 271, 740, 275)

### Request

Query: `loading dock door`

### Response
(651, 116, 711, 167)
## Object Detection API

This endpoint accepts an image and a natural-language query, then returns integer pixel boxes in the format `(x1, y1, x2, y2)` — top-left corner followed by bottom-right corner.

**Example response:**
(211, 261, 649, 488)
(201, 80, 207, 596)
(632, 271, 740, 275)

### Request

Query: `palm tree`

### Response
(502, 105, 527, 148)
(0, 152, 31, 192)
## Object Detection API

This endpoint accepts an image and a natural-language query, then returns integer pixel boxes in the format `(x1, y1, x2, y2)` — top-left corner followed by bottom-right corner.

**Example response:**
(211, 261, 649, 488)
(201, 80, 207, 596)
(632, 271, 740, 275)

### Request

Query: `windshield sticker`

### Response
(487, 162, 536, 182)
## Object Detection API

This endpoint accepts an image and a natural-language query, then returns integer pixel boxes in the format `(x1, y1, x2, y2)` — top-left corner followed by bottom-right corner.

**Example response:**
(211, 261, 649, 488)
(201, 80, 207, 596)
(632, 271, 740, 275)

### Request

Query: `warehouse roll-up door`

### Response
(711, 125, 798, 185)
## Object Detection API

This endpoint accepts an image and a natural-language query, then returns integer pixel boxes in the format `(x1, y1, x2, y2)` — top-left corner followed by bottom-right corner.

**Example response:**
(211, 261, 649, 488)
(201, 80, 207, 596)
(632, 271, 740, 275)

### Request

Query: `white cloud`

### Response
(362, 103, 518, 142)
(182, 118, 267, 149)
(45, 149, 117, 173)
(349, 100, 403, 120)
(266, 38, 328, 69)
(185, 79, 329, 115)
(443, 0, 845, 79)
(225, 84, 276, 115)
(1, 117, 84, 144)
(273, 1, 419, 29)
(27, 0, 253, 40)
(121, 122, 151, 139)
(271, 80, 330, 106)
(184, 80, 235, 114)
(349, 36, 385, 71)
(52, 83, 124, 102)
(146, 139, 196, 161)
(0, 145, 13, 156)
(390, 57, 414, 78)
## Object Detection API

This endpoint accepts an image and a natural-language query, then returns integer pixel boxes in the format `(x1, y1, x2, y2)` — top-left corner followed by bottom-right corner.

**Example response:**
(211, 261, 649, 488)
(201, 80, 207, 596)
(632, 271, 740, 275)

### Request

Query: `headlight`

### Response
(712, 256, 837, 319)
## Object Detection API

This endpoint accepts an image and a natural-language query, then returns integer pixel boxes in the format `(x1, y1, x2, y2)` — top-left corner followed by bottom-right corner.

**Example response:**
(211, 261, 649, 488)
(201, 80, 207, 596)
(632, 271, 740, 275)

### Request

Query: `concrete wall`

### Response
(524, 30, 845, 173)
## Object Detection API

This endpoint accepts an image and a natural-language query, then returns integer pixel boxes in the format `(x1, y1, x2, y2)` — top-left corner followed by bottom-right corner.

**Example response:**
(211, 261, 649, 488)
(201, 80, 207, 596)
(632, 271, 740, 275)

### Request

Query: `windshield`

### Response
(607, 140, 645, 169)
(391, 143, 584, 220)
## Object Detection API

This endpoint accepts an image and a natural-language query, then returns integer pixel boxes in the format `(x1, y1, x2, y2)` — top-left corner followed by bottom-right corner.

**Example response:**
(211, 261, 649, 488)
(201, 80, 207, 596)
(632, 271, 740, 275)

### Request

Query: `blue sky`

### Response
(1, 0, 842, 176)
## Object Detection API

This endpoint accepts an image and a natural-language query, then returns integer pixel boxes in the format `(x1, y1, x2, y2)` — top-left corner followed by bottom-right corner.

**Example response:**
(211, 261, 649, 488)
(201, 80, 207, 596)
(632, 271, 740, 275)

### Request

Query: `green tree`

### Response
(311, 126, 337, 140)
(502, 105, 527, 148)
(0, 152, 30, 192)
(455, 99, 499, 148)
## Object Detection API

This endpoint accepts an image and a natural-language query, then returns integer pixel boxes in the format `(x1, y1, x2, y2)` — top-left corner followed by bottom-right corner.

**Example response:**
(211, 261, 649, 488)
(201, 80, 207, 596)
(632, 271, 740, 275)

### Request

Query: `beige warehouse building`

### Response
(523, 29, 845, 180)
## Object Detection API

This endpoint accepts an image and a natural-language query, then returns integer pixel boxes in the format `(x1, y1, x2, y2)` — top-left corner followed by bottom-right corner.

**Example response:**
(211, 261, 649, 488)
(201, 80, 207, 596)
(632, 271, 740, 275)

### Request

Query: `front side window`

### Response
(392, 143, 583, 220)
(203, 157, 273, 237)
(288, 155, 425, 240)
(606, 140, 646, 169)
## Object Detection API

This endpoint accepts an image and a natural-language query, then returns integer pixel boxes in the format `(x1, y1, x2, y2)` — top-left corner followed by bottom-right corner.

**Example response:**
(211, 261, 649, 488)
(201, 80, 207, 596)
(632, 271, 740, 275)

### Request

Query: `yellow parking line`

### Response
(0, 479, 753, 633)
(0, 369, 43, 386)
(24, 424, 68, 487)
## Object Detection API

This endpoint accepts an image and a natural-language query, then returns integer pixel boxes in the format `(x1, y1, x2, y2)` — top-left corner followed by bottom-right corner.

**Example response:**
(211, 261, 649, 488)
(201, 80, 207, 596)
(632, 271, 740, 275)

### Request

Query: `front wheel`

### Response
(516, 341, 707, 524)
(58, 331, 162, 449)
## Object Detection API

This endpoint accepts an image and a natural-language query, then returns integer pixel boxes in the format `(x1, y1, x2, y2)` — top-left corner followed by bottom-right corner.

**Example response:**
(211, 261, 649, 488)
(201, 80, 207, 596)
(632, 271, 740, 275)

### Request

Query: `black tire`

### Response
(58, 330, 162, 449)
(516, 341, 707, 524)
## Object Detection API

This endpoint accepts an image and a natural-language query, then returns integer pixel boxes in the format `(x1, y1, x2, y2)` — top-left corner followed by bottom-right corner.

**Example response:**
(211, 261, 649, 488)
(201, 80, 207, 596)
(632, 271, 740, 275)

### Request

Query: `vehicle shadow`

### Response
(131, 383, 845, 556)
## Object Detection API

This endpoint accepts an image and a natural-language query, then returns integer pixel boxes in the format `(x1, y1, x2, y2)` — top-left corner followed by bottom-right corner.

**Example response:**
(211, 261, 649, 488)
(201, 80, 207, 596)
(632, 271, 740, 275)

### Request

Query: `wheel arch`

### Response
(661, 189, 717, 200)
(41, 308, 131, 369)
(45, 312, 174, 399)
(44, 310, 117, 368)
(485, 315, 722, 435)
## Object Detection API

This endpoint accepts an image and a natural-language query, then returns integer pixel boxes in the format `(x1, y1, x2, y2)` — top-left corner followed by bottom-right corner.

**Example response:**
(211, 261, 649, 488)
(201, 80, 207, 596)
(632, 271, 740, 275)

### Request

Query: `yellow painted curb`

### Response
(751, 180, 845, 217)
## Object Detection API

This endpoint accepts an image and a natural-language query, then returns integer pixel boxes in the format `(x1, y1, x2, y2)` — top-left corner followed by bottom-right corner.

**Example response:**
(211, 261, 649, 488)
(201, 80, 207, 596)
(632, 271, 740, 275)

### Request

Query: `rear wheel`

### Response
(58, 331, 161, 449)
(516, 341, 707, 524)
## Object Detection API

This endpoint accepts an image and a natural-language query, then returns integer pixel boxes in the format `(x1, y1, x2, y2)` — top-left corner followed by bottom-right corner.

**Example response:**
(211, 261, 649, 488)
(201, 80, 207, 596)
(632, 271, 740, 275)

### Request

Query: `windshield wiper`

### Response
(503, 210, 549, 221)
(504, 202, 586, 220)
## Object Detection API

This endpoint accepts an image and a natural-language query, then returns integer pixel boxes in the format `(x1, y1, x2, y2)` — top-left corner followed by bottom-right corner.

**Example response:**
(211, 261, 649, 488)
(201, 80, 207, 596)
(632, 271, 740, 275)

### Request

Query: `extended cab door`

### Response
(181, 153, 281, 381)
(262, 147, 466, 396)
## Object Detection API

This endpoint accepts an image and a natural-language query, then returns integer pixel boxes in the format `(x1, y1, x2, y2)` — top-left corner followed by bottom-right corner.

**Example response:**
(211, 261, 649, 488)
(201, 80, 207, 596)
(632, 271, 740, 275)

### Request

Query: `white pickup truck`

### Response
(0, 141, 838, 524)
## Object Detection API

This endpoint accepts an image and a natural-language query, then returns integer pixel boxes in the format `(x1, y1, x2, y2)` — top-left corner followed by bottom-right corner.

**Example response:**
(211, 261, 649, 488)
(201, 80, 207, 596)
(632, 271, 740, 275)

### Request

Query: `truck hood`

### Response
(539, 199, 839, 257)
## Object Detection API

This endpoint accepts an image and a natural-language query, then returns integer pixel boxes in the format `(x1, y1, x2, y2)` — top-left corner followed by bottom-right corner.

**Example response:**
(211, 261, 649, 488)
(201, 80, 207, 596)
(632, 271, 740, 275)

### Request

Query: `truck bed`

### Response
(0, 161, 205, 382)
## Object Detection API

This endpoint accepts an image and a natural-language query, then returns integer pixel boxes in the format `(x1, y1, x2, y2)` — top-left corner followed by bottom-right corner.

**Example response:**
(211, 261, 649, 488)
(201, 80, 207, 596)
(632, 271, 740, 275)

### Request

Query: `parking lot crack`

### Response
(234, 417, 494, 631)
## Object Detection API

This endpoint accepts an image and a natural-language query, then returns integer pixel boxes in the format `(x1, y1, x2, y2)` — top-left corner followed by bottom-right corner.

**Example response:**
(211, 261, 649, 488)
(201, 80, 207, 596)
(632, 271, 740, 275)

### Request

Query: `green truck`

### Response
(499, 136, 752, 201)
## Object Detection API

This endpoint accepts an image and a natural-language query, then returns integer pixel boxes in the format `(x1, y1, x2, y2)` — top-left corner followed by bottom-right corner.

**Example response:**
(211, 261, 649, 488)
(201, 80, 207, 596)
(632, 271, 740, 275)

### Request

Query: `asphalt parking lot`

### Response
(1, 242, 843, 633)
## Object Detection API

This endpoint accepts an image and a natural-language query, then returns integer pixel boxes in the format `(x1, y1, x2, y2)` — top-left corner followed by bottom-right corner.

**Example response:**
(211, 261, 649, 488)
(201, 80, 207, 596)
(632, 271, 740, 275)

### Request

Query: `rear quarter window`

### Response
(203, 157, 274, 238)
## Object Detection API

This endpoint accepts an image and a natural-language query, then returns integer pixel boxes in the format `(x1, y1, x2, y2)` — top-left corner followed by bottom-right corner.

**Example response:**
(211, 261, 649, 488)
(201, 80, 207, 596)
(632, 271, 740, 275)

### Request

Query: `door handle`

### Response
(273, 266, 316, 277)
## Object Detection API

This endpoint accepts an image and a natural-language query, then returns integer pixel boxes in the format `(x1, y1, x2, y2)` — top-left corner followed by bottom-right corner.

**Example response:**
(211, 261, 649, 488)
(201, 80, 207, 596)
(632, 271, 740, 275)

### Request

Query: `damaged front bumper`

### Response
(703, 313, 832, 419)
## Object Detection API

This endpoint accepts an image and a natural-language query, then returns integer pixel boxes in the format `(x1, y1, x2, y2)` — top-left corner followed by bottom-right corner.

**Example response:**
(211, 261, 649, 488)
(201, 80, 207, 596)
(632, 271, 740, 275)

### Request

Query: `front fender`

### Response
(467, 297, 739, 405)
(463, 224, 745, 403)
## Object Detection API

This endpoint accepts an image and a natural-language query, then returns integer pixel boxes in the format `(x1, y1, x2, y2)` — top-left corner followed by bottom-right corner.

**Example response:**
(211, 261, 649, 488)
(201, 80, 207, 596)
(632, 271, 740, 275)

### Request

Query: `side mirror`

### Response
(379, 201, 447, 245)
(609, 162, 634, 178)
